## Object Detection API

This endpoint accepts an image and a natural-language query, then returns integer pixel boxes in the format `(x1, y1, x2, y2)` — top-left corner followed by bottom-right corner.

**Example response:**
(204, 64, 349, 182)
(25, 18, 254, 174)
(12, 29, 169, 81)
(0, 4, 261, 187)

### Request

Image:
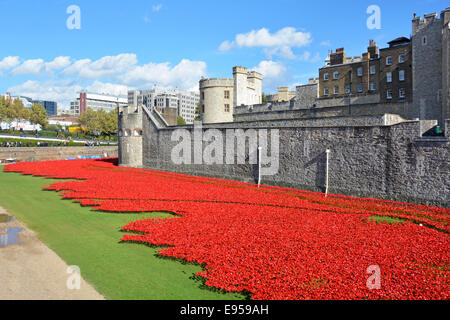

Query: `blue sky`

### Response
(0, 0, 448, 109)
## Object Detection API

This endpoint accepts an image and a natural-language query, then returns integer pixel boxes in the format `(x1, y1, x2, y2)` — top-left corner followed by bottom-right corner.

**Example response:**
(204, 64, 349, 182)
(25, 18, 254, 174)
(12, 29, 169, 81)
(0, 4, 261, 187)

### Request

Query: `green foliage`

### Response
(78, 108, 118, 138)
(0, 137, 84, 147)
(262, 92, 267, 104)
(194, 102, 201, 121)
(0, 97, 30, 124)
(29, 103, 48, 129)
(177, 116, 186, 126)
(369, 216, 404, 225)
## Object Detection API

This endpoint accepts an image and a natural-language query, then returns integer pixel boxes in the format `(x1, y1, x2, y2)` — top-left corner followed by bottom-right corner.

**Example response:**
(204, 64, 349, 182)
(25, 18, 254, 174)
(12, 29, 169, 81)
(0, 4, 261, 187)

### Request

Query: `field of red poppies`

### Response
(4, 158, 449, 300)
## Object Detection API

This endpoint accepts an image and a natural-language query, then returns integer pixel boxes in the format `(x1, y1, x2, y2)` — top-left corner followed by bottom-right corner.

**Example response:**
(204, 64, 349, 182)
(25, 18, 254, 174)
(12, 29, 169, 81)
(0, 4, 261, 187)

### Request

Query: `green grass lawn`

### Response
(0, 169, 245, 300)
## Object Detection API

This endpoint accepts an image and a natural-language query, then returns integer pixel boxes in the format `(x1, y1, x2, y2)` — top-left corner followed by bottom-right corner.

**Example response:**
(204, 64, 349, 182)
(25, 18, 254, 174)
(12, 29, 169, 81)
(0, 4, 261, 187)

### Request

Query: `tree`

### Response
(102, 108, 118, 140)
(177, 116, 186, 126)
(29, 103, 48, 129)
(262, 92, 267, 104)
(78, 108, 100, 136)
(0, 96, 8, 123)
(78, 107, 118, 139)
(194, 102, 201, 121)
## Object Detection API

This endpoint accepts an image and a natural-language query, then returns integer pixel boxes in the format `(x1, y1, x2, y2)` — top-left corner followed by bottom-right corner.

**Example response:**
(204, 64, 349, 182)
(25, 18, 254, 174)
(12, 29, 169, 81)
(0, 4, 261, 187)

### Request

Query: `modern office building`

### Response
(33, 100, 58, 116)
(70, 92, 128, 115)
(2, 93, 58, 116)
(128, 89, 200, 124)
(175, 91, 200, 124)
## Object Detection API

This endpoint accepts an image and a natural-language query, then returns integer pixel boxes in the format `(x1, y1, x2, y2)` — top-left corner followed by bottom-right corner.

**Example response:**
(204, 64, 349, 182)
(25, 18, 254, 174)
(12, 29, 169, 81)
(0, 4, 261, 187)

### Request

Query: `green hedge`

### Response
(0, 137, 85, 147)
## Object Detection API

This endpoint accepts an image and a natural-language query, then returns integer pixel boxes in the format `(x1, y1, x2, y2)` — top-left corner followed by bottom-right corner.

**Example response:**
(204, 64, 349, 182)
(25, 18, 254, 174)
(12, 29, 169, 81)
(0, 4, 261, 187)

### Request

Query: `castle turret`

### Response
(233, 66, 249, 108)
(118, 104, 143, 167)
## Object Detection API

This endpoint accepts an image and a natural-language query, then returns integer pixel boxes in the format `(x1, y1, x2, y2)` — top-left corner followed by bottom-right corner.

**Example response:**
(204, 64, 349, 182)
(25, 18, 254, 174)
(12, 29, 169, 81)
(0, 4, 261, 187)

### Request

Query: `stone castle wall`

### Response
(0, 146, 118, 163)
(120, 106, 449, 207)
(234, 99, 414, 122)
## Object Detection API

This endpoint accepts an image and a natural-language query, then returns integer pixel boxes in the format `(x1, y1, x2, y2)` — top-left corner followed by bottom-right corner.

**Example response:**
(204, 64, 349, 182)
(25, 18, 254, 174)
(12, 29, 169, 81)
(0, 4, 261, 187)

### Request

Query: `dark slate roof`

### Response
(388, 37, 411, 47)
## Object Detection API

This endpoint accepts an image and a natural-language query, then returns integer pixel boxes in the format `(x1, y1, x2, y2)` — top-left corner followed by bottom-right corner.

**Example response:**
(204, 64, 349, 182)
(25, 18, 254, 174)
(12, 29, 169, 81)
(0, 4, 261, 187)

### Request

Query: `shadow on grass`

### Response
(119, 237, 252, 301)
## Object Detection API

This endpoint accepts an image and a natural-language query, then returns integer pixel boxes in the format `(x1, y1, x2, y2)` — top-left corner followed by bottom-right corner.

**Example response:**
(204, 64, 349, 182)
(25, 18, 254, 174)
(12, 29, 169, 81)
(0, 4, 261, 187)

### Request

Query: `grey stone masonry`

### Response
(119, 105, 450, 207)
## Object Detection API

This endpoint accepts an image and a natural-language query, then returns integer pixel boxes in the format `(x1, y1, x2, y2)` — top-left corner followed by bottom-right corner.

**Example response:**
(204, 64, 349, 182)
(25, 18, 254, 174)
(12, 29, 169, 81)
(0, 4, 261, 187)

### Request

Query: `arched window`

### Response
(124, 129, 131, 137)
(134, 129, 143, 136)
(118, 130, 123, 137)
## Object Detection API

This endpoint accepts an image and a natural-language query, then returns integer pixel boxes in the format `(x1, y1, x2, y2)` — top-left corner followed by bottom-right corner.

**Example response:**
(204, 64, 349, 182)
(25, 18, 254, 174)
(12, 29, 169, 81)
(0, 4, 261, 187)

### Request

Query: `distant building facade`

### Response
(318, 38, 413, 109)
(379, 37, 413, 103)
(128, 89, 199, 124)
(266, 87, 297, 103)
(3, 94, 58, 116)
(199, 66, 262, 124)
(70, 92, 127, 115)
(34, 100, 58, 116)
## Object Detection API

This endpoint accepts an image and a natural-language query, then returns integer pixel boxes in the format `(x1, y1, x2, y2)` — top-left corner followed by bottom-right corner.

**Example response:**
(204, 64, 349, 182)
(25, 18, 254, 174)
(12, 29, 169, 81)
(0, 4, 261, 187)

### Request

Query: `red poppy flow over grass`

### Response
(4, 158, 449, 300)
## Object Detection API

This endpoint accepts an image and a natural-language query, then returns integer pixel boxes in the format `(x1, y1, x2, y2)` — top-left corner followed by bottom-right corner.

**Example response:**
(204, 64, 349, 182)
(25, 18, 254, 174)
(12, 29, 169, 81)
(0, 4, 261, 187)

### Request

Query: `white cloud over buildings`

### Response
(219, 27, 312, 59)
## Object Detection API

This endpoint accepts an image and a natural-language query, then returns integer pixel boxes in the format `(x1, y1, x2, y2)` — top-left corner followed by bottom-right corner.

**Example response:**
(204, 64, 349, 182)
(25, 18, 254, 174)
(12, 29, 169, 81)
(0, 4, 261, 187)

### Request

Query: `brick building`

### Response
(379, 37, 413, 103)
(319, 39, 412, 103)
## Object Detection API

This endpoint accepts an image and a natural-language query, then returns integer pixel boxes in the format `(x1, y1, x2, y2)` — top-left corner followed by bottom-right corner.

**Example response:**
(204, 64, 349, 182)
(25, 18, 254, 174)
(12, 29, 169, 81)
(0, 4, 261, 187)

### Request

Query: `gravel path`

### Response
(0, 206, 104, 300)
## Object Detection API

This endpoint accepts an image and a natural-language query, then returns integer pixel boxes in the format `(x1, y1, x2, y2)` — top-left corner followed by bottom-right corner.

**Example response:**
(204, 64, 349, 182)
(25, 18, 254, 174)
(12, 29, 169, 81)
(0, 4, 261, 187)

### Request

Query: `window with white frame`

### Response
(386, 56, 392, 65)
(386, 90, 393, 100)
(324, 73, 329, 81)
(399, 70, 405, 81)
(345, 85, 351, 94)
(399, 54, 405, 63)
(399, 88, 406, 98)
(357, 67, 363, 77)
(224, 104, 230, 112)
(357, 83, 363, 93)
(370, 82, 376, 91)
(324, 87, 329, 96)
(370, 65, 376, 75)
(386, 72, 392, 83)
(334, 86, 339, 95)
(333, 72, 339, 80)
(224, 90, 230, 99)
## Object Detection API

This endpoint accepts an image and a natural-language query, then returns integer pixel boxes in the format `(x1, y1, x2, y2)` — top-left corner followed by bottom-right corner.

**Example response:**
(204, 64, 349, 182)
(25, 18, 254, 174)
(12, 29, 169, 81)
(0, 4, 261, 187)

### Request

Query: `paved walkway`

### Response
(0, 206, 104, 300)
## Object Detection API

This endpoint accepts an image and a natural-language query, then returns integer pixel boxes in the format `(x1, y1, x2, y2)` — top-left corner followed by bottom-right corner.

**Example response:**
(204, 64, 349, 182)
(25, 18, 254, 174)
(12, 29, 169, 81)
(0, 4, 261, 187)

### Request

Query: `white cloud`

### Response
(253, 60, 287, 79)
(121, 59, 207, 90)
(10, 59, 44, 76)
(219, 27, 312, 59)
(86, 81, 131, 97)
(3, 54, 207, 109)
(320, 40, 332, 47)
(0, 56, 20, 73)
(45, 56, 71, 73)
(62, 54, 138, 79)
(7, 80, 83, 108)
(152, 4, 163, 12)
(264, 46, 296, 60)
(252, 60, 290, 90)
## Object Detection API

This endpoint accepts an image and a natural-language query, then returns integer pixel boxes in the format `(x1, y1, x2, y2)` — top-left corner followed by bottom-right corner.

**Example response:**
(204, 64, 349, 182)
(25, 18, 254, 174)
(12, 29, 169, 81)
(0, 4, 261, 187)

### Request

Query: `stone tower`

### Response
(412, 8, 450, 125)
(442, 8, 450, 123)
(118, 105, 143, 167)
(233, 66, 250, 108)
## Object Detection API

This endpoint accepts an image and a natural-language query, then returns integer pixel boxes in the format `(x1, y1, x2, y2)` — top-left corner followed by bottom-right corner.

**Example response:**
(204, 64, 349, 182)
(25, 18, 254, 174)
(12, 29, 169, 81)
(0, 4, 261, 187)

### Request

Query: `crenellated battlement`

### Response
(413, 8, 450, 35)
(199, 78, 234, 88)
